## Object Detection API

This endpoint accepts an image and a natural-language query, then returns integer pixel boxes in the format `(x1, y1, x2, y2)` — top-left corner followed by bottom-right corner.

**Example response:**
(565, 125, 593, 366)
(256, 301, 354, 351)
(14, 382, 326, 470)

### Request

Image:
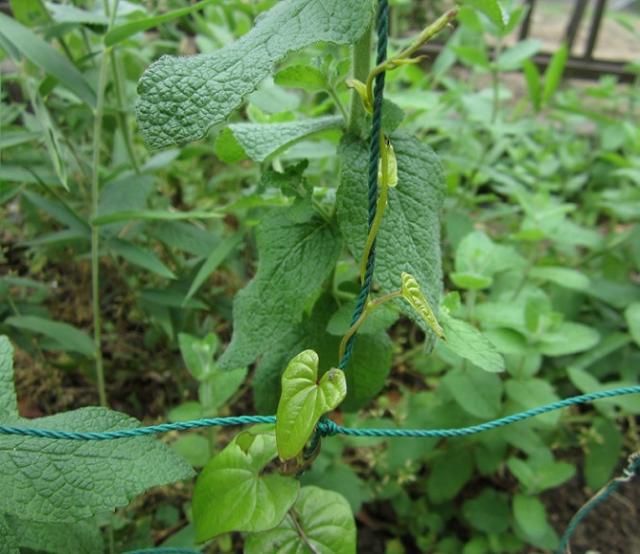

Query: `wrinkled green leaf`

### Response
(218, 206, 341, 369)
(136, 0, 374, 148)
(215, 116, 342, 163)
(337, 134, 444, 332)
(245, 486, 356, 554)
(6, 516, 103, 554)
(0, 408, 193, 522)
(5, 315, 95, 358)
(192, 427, 299, 541)
(0, 337, 17, 419)
(276, 350, 346, 460)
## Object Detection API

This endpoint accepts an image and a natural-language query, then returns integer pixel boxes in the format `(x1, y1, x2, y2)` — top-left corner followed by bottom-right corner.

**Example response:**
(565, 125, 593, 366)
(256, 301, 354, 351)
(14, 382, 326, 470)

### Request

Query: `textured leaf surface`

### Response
(136, 0, 374, 148)
(245, 486, 356, 554)
(219, 207, 341, 369)
(0, 337, 17, 419)
(217, 116, 342, 162)
(7, 516, 103, 554)
(0, 514, 18, 553)
(442, 367, 503, 419)
(192, 428, 299, 541)
(336, 134, 444, 330)
(440, 312, 505, 373)
(0, 408, 193, 522)
(276, 350, 346, 460)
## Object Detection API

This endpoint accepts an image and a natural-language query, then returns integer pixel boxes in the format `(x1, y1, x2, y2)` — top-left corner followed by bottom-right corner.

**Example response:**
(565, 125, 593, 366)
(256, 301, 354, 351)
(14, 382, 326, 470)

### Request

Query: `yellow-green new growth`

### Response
(401, 272, 445, 340)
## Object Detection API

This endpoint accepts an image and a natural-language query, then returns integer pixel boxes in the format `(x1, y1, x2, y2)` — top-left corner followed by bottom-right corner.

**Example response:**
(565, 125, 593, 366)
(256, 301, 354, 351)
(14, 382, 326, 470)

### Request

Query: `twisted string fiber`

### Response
(556, 452, 640, 554)
(339, 0, 389, 371)
(1, 386, 638, 441)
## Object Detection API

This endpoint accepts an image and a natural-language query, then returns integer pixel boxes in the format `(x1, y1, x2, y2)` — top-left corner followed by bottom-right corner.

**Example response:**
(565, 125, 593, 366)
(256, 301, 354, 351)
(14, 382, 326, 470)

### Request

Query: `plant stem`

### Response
(338, 290, 402, 361)
(328, 84, 349, 122)
(491, 38, 503, 123)
(348, 23, 372, 136)
(91, 49, 110, 407)
(110, 52, 140, 173)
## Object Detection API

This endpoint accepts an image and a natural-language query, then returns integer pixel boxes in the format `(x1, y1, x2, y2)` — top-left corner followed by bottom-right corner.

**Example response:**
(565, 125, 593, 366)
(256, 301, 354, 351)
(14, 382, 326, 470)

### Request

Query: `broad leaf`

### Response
(275, 64, 327, 91)
(463, 489, 510, 534)
(505, 378, 560, 426)
(0, 408, 193, 522)
(5, 315, 95, 358)
(192, 427, 299, 541)
(216, 116, 342, 163)
(427, 447, 474, 503)
(245, 486, 356, 554)
(440, 312, 505, 373)
(0, 337, 17, 419)
(136, 0, 374, 148)
(513, 494, 548, 541)
(276, 350, 346, 460)
(218, 206, 342, 369)
(442, 367, 503, 419)
(0, 338, 193, 522)
(0, 514, 18, 553)
(584, 417, 623, 490)
(337, 134, 444, 331)
(6, 516, 103, 554)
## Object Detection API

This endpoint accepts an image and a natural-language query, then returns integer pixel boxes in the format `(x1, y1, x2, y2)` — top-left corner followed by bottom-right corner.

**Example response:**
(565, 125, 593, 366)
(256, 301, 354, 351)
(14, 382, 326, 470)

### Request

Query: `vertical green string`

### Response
(338, 0, 389, 371)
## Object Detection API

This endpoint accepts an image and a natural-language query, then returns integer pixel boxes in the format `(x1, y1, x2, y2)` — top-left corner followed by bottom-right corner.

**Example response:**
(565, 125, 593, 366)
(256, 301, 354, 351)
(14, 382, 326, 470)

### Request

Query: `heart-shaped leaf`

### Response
(276, 350, 346, 460)
(192, 426, 299, 542)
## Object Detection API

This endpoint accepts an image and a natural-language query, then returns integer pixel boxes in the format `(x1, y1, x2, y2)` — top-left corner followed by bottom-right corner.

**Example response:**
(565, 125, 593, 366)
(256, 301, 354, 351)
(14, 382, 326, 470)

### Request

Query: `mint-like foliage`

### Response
(136, 0, 374, 149)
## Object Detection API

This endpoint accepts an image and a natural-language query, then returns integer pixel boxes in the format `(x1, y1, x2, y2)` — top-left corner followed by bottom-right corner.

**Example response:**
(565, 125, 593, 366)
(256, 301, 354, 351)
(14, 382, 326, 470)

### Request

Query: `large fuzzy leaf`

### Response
(336, 134, 444, 331)
(136, 0, 374, 148)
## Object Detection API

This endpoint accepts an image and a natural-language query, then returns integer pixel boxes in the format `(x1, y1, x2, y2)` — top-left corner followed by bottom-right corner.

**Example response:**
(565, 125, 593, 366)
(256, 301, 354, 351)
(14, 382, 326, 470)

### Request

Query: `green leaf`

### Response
(542, 44, 568, 105)
(584, 417, 623, 490)
(199, 367, 247, 412)
(105, 0, 215, 47)
(185, 232, 244, 302)
(538, 322, 600, 356)
(275, 64, 327, 91)
(505, 378, 560, 426)
(10, 0, 49, 26)
(171, 434, 211, 468)
(463, 488, 510, 534)
(0, 407, 193, 522)
(216, 116, 342, 163)
(6, 516, 103, 554)
(0, 337, 17, 419)
(529, 266, 590, 291)
(218, 207, 342, 369)
(513, 494, 547, 541)
(337, 134, 444, 332)
(301, 465, 371, 513)
(342, 332, 393, 412)
(0, 12, 96, 107)
(401, 272, 444, 339)
(496, 39, 542, 71)
(440, 312, 506, 373)
(0, 514, 19, 553)
(276, 350, 346, 460)
(5, 315, 95, 358)
(523, 59, 542, 111)
(178, 332, 218, 381)
(136, 0, 374, 148)
(625, 302, 640, 347)
(92, 209, 222, 226)
(442, 367, 503, 419)
(465, 0, 508, 30)
(192, 427, 299, 541)
(245, 486, 356, 554)
(108, 238, 176, 279)
(427, 448, 474, 503)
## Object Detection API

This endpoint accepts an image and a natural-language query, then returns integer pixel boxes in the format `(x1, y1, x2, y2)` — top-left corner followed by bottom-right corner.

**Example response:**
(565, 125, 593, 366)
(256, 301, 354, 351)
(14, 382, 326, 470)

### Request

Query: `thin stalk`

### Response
(91, 50, 110, 407)
(338, 290, 402, 361)
(328, 85, 348, 122)
(110, 51, 139, 173)
(491, 38, 503, 123)
(348, 23, 372, 135)
(365, 8, 457, 104)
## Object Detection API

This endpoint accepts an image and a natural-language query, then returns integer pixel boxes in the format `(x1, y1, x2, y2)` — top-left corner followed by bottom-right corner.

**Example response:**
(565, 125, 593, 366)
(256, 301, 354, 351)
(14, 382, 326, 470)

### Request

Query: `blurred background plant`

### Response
(1, 0, 639, 552)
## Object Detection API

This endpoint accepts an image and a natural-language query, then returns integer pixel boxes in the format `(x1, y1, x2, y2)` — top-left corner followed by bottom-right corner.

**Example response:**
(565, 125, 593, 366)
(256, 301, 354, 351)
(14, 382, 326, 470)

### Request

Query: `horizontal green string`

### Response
(1, 385, 638, 441)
